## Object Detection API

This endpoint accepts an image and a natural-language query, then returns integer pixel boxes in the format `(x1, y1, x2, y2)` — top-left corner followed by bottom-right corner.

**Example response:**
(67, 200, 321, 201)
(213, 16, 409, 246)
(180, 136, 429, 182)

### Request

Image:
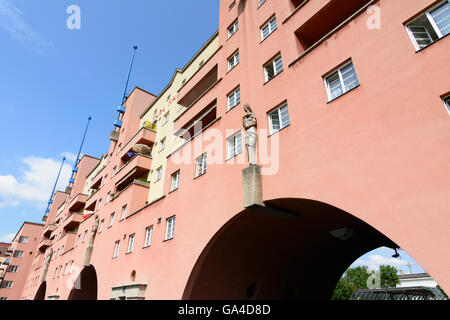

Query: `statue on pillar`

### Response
(83, 214, 99, 267)
(41, 247, 53, 282)
(243, 104, 258, 166)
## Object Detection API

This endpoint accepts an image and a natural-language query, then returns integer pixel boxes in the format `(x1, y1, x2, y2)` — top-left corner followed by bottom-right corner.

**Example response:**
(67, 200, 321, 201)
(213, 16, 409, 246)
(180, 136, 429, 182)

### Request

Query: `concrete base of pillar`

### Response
(242, 165, 263, 208)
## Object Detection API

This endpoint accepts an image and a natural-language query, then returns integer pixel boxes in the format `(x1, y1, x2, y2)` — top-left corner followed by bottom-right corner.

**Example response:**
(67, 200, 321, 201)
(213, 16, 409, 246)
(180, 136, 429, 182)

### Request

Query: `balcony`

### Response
(6, 247, 12, 254)
(62, 232, 78, 254)
(62, 212, 84, 231)
(43, 224, 57, 238)
(67, 193, 89, 213)
(119, 127, 156, 161)
(38, 239, 52, 252)
(178, 47, 220, 108)
(115, 155, 152, 192)
(3, 258, 10, 266)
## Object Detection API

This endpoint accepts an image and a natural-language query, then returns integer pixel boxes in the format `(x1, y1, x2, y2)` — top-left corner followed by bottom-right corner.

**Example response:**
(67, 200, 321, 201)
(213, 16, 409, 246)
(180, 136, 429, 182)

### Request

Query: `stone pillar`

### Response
(242, 165, 263, 208)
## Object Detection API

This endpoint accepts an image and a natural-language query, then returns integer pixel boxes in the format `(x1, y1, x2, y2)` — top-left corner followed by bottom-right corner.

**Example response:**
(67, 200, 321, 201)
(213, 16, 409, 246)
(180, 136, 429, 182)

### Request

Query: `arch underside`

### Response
(183, 198, 398, 300)
(67, 265, 98, 300)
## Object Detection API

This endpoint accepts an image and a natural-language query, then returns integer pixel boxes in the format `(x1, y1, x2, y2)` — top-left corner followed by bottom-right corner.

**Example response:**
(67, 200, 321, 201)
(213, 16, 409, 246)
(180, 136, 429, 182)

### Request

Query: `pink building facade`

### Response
(6, 0, 450, 300)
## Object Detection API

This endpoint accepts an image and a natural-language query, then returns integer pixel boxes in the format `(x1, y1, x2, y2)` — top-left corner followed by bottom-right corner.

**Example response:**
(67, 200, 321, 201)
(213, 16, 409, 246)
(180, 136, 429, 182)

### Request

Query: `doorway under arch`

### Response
(67, 265, 98, 300)
(183, 198, 402, 300)
(34, 281, 46, 300)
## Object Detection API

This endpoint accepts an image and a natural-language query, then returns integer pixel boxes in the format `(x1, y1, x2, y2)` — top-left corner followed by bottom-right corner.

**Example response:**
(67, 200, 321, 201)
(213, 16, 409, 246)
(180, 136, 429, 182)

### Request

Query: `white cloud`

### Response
(0, 233, 15, 243)
(0, 155, 73, 209)
(353, 254, 409, 271)
(60, 152, 78, 163)
(0, 0, 54, 53)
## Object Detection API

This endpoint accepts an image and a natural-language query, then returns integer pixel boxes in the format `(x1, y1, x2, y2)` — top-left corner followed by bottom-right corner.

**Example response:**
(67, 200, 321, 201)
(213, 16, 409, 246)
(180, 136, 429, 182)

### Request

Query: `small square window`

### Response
(195, 154, 207, 177)
(228, 87, 241, 111)
(324, 61, 360, 101)
(406, 1, 450, 51)
(264, 54, 283, 82)
(165, 216, 176, 241)
(261, 16, 277, 41)
(227, 131, 243, 159)
(228, 19, 239, 38)
(228, 50, 240, 71)
(269, 102, 291, 135)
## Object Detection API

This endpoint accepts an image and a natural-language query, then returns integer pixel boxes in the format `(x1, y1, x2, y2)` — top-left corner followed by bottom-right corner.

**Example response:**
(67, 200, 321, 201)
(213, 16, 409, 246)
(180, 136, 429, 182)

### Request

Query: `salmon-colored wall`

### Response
(13, 0, 450, 300)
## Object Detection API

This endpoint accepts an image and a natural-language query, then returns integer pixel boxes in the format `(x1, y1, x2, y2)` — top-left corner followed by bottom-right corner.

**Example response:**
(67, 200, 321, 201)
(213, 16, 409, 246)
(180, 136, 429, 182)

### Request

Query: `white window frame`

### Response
(83, 230, 87, 242)
(324, 61, 360, 101)
(261, 16, 277, 41)
(405, 0, 450, 51)
(195, 154, 207, 177)
(258, 0, 267, 8)
(109, 213, 115, 227)
(228, 87, 241, 111)
(127, 234, 135, 253)
(13, 250, 23, 258)
(171, 171, 180, 191)
(120, 205, 127, 220)
(268, 102, 291, 135)
(160, 138, 166, 151)
(113, 240, 120, 258)
(2, 281, 13, 289)
(156, 166, 163, 182)
(264, 54, 283, 83)
(18, 236, 29, 243)
(228, 50, 240, 72)
(99, 219, 104, 233)
(164, 112, 170, 124)
(227, 131, 243, 159)
(228, 19, 239, 38)
(144, 226, 153, 248)
(165, 216, 176, 241)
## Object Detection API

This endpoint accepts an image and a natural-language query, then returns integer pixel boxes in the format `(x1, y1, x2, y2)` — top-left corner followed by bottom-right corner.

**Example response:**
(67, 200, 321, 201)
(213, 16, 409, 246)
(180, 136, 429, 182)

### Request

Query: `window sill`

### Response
(260, 28, 277, 45)
(142, 245, 151, 250)
(168, 188, 179, 195)
(263, 70, 283, 86)
(326, 84, 360, 104)
(282, 0, 309, 25)
(163, 237, 174, 243)
(225, 102, 241, 115)
(226, 151, 243, 162)
(194, 172, 207, 180)
(268, 124, 291, 138)
(226, 64, 239, 75)
(414, 33, 449, 54)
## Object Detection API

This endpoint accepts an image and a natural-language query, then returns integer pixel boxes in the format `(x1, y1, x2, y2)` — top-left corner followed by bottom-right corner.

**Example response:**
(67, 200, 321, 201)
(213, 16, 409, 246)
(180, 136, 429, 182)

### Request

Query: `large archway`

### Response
(183, 198, 400, 300)
(34, 281, 46, 300)
(67, 265, 98, 300)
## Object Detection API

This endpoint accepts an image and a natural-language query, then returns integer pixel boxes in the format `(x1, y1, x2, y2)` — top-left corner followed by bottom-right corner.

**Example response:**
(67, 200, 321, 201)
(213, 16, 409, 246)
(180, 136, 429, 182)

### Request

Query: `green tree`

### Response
(331, 278, 356, 300)
(379, 265, 400, 288)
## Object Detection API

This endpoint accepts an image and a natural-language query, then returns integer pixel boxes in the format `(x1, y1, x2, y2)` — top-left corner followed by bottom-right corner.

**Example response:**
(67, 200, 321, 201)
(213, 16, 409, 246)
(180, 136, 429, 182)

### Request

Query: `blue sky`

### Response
(0, 0, 425, 276)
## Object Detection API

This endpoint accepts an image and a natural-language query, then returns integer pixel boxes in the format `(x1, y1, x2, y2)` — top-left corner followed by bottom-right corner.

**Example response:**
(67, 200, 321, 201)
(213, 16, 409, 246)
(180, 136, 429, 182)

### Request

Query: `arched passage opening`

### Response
(34, 281, 46, 300)
(183, 198, 402, 300)
(67, 265, 98, 300)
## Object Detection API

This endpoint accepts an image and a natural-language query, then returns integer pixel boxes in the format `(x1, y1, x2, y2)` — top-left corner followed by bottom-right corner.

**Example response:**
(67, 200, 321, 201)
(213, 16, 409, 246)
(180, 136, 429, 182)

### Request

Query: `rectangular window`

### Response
(1, 281, 13, 289)
(83, 230, 87, 243)
(144, 226, 153, 248)
(261, 16, 277, 40)
(228, 50, 240, 71)
(127, 234, 135, 253)
(228, 87, 241, 111)
(164, 112, 170, 124)
(258, 0, 267, 7)
(171, 171, 180, 191)
(96, 199, 102, 211)
(227, 131, 242, 159)
(406, 0, 450, 51)
(107, 192, 112, 203)
(113, 240, 120, 258)
(112, 166, 117, 176)
(165, 216, 176, 241)
(324, 61, 360, 101)
(109, 213, 115, 227)
(121, 205, 127, 220)
(18, 236, 29, 243)
(443, 96, 450, 113)
(7, 265, 18, 273)
(160, 138, 166, 151)
(76, 234, 81, 246)
(269, 102, 291, 135)
(228, 19, 239, 38)
(99, 219, 104, 233)
(13, 250, 23, 258)
(156, 166, 163, 182)
(264, 54, 283, 82)
(103, 175, 108, 186)
(195, 154, 207, 177)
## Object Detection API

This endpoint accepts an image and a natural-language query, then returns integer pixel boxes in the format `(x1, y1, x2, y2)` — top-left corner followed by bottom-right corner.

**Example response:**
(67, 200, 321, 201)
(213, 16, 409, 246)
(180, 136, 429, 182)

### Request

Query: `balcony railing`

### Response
(43, 224, 57, 238)
(62, 212, 84, 231)
(67, 193, 89, 213)
(118, 127, 156, 161)
(115, 154, 152, 191)
(38, 239, 52, 252)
